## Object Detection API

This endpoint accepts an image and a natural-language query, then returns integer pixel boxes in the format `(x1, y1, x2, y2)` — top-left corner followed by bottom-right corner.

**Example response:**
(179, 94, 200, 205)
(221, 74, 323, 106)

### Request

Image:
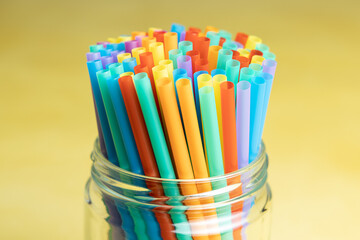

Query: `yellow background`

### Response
(1, 0, 359, 239)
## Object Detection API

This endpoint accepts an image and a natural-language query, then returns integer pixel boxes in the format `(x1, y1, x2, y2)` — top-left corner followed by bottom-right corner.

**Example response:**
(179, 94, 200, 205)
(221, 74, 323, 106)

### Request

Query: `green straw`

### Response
(199, 86, 234, 240)
(249, 63, 263, 76)
(133, 72, 192, 240)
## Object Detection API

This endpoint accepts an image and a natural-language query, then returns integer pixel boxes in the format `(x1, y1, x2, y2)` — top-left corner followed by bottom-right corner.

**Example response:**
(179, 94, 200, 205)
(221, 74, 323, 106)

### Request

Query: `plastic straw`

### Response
(101, 56, 114, 69)
(179, 41, 193, 55)
(258, 72, 274, 143)
(96, 70, 130, 167)
(249, 76, 266, 162)
(133, 73, 196, 240)
(255, 43, 269, 53)
(122, 57, 137, 73)
(263, 52, 276, 60)
(211, 69, 226, 77)
(239, 67, 255, 83)
(90, 44, 104, 52)
(193, 71, 208, 139)
(206, 31, 220, 46)
(194, 58, 209, 72)
(170, 23, 185, 42)
(118, 75, 159, 177)
(212, 74, 227, 160)
(262, 59, 277, 77)
(186, 50, 200, 77)
(164, 32, 178, 59)
(142, 37, 157, 52)
(169, 49, 182, 69)
(245, 35, 262, 50)
(133, 73, 175, 178)
(125, 40, 139, 53)
(86, 52, 101, 61)
(236, 81, 251, 168)
(222, 41, 238, 51)
(132, 47, 146, 64)
(237, 49, 250, 58)
(154, 30, 167, 43)
(220, 81, 238, 173)
(117, 53, 131, 63)
(198, 37, 210, 59)
(184, 31, 199, 51)
(159, 59, 174, 82)
(225, 59, 240, 98)
(177, 55, 193, 79)
(120, 72, 134, 78)
(217, 49, 233, 71)
(218, 30, 232, 41)
(238, 56, 250, 70)
(235, 32, 248, 47)
(231, 50, 240, 61)
(248, 49, 263, 62)
(149, 42, 165, 65)
(251, 55, 265, 65)
(199, 86, 233, 240)
(205, 26, 219, 34)
(208, 45, 222, 72)
(87, 60, 118, 165)
(249, 63, 263, 76)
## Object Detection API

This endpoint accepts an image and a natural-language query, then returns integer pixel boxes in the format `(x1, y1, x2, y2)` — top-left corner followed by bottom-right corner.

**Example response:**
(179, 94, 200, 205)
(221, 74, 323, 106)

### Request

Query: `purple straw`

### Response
(177, 55, 193, 79)
(262, 59, 277, 77)
(124, 40, 139, 53)
(180, 31, 186, 42)
(86, 52, 101, 62)
(236, 81, 251, 168)
(135, 35, 146, 47)
(111, 51, 120, 63)
(100, 56, 115, 69)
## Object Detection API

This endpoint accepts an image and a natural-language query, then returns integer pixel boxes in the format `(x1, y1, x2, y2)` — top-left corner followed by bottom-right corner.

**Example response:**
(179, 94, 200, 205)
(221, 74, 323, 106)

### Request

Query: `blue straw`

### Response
(211, 68, 226, 77)
(170, 23, 186, 42)
(249, 76, 266, 162)
(194, 70, 208, 140)
(87, 60, 118, 165)
(122, 57, 137, 73)
(257, 72, 274, 143)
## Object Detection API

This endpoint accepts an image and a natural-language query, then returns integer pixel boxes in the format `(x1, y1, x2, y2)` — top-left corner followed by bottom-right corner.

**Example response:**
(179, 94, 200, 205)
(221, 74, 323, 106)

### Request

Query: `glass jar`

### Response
(84, 139, 272, 240)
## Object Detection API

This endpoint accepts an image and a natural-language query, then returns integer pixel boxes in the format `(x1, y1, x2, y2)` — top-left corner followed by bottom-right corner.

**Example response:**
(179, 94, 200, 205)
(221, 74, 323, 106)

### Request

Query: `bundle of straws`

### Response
(86, 23, 277, 240)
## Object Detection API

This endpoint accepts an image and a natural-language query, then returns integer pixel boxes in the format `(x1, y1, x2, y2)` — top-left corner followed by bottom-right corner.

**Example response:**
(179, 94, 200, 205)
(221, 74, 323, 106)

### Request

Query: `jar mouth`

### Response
(91, 138, 266, 182)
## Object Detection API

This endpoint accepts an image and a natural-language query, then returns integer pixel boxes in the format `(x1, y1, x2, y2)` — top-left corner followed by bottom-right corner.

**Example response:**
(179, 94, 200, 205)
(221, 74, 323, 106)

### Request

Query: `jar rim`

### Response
(91, 138, 266, 182)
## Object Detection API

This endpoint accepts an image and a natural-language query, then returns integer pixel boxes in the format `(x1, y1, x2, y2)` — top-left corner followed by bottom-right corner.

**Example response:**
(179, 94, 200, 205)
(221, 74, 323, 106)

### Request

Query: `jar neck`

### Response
(90, 139, 268, 209)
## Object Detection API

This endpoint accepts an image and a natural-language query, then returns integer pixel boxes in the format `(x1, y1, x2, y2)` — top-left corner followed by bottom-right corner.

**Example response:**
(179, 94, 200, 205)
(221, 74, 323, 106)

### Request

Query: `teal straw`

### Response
(179, 41, 193, 55)
(225, 59, 240, 98)
(206, 31, 220, 46)
(218, 30, 232, 41)
(263, 51, 276, 60)
(169, 49, 183, 69)
(222, 41, 238, 51)
(239, 67, 255, 83)
(133, 72, 192, 240)
(217, 49, 233, 71)
(249, 63, 263, 76)
(255, 43, 269, 53)
(90, 44, 104, 52)
(199, 86, 234, 240)
(97, 70, 153, 240)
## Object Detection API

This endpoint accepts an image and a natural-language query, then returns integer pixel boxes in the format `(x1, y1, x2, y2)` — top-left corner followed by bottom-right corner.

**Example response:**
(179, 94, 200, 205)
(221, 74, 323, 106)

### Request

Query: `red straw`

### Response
(238, 56, 250, 69)
(186, 50, 200, 75)
(118, 76, 176, 240)
(153, 30, 167, 43)
(219, 37, 226, 47)
(248, 49, 263, 62)
(220, 82, 238, 173)
(198, 37, 210, 60)
(185, 30, 199, 51)
(194, 58, 209, 72)
(235, 32, 248, 47)
(232, 50, 240, 61)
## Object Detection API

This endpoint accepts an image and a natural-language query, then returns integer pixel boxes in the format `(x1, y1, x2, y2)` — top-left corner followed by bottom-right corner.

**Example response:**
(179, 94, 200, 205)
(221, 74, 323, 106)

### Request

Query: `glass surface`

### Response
(84, 139, 272, 240)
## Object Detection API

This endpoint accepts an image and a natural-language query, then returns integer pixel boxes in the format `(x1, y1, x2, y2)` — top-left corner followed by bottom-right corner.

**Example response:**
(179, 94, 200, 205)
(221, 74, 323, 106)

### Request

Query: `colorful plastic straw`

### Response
(217, 49, 233, 71)
(225, 59, 240, 98)
(179, 41, 193, 55)
(249, 76, 266, 162)
(236, 81, 251, 167)
(87, 60, 117, 164)
(220, 82, 238, 173)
